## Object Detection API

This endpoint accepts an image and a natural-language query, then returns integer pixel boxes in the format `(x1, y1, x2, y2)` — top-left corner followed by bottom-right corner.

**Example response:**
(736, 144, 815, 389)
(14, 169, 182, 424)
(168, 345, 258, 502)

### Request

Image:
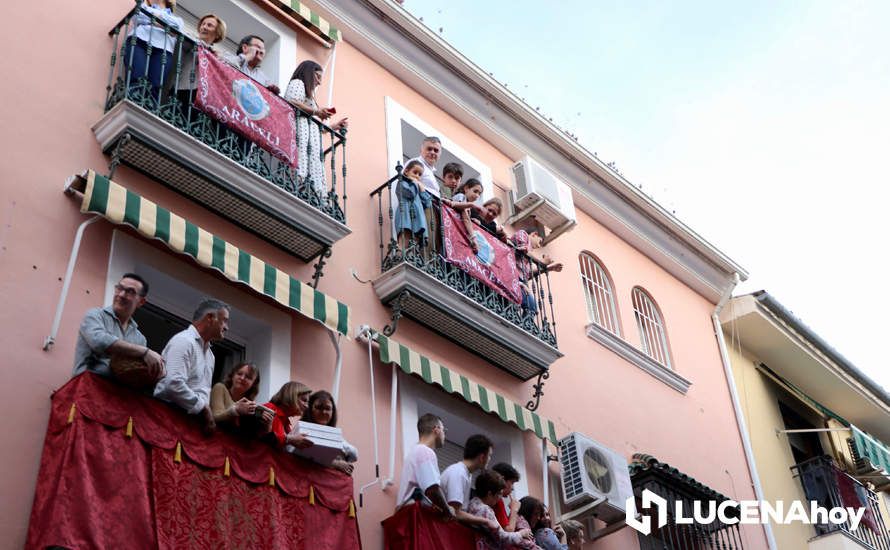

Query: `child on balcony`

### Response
(510, 227, 563, 320)
(394, 160, 432, 251)
(262, 382, 314, 449)
(443, 179, 484, 254)
(300, 390, 358, 475)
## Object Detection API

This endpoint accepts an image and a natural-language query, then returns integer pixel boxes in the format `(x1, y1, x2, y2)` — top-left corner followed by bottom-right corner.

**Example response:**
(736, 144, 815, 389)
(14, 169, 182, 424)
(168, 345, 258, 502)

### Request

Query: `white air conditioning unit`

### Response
(510, 156, 577, 237)
(559, 432, 633, 525)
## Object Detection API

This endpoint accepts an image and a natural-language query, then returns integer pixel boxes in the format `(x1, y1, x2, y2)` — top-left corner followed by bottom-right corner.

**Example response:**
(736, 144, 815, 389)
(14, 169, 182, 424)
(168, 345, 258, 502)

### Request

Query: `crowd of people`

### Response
(394, 136, 563, 317)
(397, 414, 585, 549)
(72, 273, 356, 475)
(123, 1, 347, 196)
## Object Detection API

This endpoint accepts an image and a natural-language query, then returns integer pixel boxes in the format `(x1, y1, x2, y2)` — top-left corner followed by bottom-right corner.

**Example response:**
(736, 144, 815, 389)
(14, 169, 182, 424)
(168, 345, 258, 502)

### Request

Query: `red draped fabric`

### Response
(382, 502, 479, 550)
(26, 373, 362, 550)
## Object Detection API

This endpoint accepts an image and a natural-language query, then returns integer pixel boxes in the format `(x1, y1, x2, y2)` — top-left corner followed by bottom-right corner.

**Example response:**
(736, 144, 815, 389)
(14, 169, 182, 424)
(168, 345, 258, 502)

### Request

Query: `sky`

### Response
(405, 1, 890, 391)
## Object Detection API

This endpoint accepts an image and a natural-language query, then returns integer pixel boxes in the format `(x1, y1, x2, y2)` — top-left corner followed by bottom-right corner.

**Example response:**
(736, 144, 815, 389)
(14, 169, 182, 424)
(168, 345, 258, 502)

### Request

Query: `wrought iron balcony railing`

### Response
(96, 6, 349, 261)
(369, 167, 562, 383)
(791, 455, 890, 550)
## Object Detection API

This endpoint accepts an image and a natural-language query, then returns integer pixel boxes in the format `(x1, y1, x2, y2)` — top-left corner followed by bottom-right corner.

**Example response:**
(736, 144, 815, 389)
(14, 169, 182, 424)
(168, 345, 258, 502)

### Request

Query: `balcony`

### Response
(369, 173, 562, 382)
(94, 7, 350, 261)
(792, 456, 890, 550)
(27, 373, 361, 548)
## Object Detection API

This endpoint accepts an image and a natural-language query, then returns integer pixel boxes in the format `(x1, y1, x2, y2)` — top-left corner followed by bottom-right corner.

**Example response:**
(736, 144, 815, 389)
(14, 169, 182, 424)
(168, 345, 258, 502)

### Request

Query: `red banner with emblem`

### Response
(194, 48, 298, 167)
(441, 205, 522, 304)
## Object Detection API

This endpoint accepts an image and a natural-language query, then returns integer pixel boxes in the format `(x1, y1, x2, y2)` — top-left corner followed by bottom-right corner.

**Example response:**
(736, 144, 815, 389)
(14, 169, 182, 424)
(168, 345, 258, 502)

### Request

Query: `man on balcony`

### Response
(225, 35, 280, 95)
(154, 299, 230, 431)
(407, 137, 443, 254)
(440, 434, 500, 530)
(72, 273, 164, 380)
(396, 413, 456, 521)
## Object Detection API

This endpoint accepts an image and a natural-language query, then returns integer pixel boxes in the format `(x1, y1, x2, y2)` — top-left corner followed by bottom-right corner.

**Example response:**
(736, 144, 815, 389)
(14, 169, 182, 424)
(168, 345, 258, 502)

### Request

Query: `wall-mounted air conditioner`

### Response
(559, 432, 633, 525)
(509, 156, 577, 243)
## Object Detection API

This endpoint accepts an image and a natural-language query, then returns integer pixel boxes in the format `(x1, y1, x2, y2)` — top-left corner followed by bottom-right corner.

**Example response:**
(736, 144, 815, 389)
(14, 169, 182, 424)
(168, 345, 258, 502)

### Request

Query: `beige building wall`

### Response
(724, 341, 818, 550)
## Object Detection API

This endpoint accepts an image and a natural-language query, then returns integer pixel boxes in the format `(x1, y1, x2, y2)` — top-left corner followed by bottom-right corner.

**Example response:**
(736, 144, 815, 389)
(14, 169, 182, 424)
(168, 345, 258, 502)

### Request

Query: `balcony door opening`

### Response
(133, 302, 246, 386)
(385, 97, 494, 201)
(106, 230, 293, 401)
(398, 374, 530, 498)
(779, 400, 825, 464)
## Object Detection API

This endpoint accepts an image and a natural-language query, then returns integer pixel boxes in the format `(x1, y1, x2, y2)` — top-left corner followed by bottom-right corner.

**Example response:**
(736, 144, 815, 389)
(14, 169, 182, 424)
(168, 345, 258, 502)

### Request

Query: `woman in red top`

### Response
(263, 381, 313, 449)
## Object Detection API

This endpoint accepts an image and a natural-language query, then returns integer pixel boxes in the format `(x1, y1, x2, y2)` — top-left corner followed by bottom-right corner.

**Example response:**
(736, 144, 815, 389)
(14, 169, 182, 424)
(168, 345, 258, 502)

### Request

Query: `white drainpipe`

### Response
(713, 273, 778, 550)
(44, 214, 102, 351)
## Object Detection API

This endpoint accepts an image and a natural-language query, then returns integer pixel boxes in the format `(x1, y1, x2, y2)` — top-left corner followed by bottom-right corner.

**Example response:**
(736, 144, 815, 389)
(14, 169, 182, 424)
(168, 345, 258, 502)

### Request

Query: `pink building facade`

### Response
(1, 1, 770, 548)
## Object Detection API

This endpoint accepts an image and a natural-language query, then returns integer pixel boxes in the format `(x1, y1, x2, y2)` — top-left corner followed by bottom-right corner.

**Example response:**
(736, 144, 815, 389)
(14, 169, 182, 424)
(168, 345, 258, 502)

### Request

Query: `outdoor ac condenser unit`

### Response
(511, 156, 577, 232)
(559, 432, 634, 525)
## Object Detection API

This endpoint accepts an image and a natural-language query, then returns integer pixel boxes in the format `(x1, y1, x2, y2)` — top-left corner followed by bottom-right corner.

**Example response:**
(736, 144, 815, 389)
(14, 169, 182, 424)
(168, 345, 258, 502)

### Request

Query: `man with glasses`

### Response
(72, 273, 164, 380)
(395, 413, 455, 521)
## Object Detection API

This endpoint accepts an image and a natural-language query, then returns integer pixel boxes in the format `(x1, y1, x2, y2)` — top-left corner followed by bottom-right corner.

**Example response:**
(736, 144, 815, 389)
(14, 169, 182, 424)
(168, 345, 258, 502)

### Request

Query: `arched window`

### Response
(632, 287, 671, 368)
(579, 253, 620, 336)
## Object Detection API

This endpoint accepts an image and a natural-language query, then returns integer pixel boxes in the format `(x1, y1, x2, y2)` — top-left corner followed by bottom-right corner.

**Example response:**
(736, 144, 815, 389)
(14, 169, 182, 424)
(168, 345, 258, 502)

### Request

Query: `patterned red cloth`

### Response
(194, 48, 298, 167)
(382, 502, 479, 550)
(26, 373, 361, 549)
(441, 204, 523, 304)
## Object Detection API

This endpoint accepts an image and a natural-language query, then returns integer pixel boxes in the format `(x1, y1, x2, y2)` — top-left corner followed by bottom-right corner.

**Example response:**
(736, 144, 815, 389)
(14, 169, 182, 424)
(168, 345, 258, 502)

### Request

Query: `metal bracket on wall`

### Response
(107, 132, 133, 179)
(382, 290, 411, 337)
(525, 369, 550, 412)
(311, 247, 333, 289)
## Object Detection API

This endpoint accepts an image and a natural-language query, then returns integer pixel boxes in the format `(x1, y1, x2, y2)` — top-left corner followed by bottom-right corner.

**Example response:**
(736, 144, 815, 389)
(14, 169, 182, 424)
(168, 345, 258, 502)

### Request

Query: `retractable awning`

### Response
(73, 170, 350, 337)
(273, 0, 341, 42)
(376, 334, 558, 444)
(851, 425, 890, 475)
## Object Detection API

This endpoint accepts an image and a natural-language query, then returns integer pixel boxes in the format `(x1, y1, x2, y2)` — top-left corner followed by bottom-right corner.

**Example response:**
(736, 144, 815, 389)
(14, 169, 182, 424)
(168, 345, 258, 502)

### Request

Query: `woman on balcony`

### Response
(300, 390, 358, 475)
(466, 470, 537, 549)
(124, 0, 184, 102)
(284, 60, 348, 198)
(263, 381, 314, 449)
(209, 362, 273, 433)
(172, 14, 227, 110)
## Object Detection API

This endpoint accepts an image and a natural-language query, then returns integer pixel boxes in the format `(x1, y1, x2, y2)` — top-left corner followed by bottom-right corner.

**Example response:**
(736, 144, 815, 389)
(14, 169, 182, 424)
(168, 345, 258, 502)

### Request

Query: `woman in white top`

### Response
(125, 0, 184, 101)
(284, 60, 348, 197)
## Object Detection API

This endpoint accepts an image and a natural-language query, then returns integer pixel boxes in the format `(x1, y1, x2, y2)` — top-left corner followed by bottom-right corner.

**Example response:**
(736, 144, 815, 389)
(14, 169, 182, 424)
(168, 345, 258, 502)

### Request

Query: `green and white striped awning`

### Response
(76, 170, 350, 337)
(273, 0, 341, 42)
(851, 425, 890, 474)
(376, 334, 558, 444)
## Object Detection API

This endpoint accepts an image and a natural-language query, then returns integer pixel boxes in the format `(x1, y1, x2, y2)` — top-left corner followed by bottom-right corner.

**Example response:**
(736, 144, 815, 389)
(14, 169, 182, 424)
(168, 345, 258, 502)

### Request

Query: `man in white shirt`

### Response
(406, 136, 442, 199)
(440, 434, 498, 530)
(154, 299, 230, 432)
(396, 413, 455, 520)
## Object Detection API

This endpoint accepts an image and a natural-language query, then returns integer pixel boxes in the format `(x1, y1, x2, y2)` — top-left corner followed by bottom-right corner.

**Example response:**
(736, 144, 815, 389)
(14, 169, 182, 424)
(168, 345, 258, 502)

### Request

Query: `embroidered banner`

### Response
(441, 205, 522, 304)
(195, 48, 298, 167)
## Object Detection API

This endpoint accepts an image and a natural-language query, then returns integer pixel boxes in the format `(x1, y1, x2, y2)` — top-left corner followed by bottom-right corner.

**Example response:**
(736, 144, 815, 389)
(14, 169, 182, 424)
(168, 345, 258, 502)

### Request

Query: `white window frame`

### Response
(398, 373, 530, 500)
(384, 96, 494, 200)
(632, 287, 672, 369)
(178, 0, 297, 91)
(104, 230, 292, 401)
(579, 252, 620, 337)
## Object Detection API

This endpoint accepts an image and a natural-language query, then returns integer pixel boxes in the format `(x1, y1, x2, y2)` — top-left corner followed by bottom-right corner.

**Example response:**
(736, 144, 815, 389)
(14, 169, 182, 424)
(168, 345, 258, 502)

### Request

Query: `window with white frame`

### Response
(384, 97, 494, 200)
(632, 287, 671, 368)
(398, 374, 530, 498)
(579, 252, 620, 336)
(106, 231, 293, 401)
(177, 0, 298, 89)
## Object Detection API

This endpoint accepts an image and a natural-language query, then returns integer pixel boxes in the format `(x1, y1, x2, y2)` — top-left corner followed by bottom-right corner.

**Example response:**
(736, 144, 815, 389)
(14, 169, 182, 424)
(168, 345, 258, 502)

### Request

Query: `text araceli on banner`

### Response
(194, 48, 298, 168)
(441, 204, 522, 304)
